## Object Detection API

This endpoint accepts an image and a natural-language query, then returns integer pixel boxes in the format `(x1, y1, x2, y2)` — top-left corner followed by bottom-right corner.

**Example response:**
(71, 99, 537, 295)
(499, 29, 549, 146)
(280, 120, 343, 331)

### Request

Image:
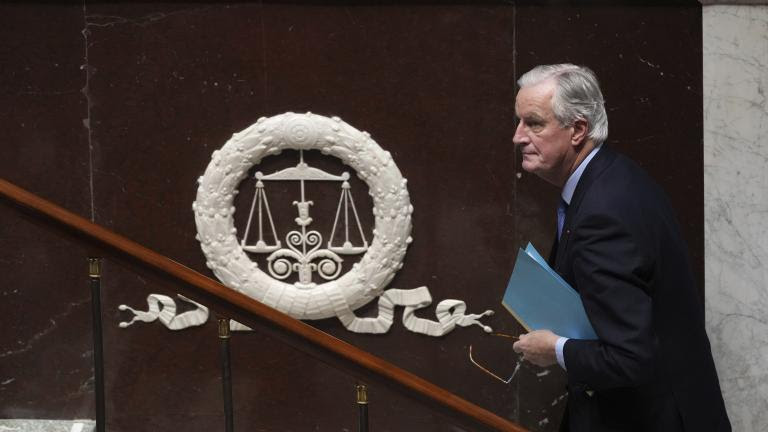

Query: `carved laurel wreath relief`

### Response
(119, 112, 492, 336)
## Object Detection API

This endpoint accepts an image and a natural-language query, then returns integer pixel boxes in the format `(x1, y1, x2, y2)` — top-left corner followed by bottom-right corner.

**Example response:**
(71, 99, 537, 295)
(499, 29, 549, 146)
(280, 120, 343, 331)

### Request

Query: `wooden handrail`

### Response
(0, 177, 528, 432)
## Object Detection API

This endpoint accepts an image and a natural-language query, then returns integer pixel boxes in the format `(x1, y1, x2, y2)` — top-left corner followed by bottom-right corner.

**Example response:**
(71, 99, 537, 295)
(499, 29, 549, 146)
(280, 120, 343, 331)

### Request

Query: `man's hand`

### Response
(512, 330, 560, 367)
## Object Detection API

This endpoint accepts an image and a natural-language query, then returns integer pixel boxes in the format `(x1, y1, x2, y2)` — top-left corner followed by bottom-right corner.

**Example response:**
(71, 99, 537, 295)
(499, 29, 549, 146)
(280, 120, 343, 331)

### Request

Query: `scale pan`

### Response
(328, 243, 368, 255)
(243, 241, 282, 254)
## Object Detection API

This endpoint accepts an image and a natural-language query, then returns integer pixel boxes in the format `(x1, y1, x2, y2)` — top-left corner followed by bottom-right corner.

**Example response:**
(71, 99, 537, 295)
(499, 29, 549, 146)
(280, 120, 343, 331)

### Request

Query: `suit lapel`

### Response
(548, 235, 559, 267)
(554, 146, 618, 271)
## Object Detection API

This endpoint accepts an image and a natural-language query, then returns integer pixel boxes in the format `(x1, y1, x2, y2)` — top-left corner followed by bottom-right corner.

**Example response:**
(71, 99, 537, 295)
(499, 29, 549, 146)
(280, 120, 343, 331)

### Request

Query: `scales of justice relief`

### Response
(118, 112, 493, 336)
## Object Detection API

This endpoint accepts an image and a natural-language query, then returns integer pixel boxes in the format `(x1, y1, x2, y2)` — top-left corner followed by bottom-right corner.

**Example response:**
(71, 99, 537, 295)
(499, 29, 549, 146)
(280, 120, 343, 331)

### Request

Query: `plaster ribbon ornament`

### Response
(121, 112, 492, 336)
(118, 294, 209, 330)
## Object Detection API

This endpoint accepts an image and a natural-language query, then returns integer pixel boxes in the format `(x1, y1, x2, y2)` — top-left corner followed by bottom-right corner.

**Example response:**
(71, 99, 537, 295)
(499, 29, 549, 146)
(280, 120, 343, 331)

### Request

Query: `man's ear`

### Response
(571, 119, 589, 146)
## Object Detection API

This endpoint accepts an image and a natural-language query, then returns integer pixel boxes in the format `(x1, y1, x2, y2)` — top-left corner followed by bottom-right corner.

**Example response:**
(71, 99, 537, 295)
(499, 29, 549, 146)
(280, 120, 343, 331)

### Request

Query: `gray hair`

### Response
(517, 64, 608, 145)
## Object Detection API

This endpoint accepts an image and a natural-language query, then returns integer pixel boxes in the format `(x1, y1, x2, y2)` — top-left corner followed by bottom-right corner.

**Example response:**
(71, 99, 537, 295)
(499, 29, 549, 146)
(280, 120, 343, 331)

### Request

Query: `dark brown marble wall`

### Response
(0, 3, 94, 420)
(0, 2, 702, 432)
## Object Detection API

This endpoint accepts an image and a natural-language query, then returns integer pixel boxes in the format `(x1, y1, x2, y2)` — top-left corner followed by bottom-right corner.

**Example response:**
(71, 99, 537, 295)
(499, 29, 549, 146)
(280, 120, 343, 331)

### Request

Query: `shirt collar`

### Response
(561, 145, 602, 205)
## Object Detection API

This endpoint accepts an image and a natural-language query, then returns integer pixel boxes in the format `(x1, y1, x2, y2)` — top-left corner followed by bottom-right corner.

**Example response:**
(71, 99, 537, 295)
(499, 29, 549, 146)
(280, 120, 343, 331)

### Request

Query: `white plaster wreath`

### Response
(193, 111, 413, 319)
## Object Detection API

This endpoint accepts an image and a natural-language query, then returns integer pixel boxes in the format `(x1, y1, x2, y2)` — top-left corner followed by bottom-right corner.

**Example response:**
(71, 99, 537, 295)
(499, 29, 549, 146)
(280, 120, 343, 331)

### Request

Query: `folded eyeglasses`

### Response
(468, 332, 523, 384)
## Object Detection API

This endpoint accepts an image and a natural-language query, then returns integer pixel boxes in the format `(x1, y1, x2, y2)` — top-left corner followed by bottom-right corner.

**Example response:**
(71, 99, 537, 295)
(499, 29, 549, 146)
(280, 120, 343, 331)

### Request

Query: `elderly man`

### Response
(510, 64, 730, 432)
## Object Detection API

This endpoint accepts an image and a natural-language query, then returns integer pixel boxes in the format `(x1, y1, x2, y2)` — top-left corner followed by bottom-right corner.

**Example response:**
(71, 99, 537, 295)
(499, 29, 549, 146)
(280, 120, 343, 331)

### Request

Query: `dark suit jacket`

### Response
(552, 146, 730, 432)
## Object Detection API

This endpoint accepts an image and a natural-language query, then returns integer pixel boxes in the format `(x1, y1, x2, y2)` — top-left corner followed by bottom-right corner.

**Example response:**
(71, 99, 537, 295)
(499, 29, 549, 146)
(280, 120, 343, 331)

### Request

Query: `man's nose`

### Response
(512, 121, 528, 146)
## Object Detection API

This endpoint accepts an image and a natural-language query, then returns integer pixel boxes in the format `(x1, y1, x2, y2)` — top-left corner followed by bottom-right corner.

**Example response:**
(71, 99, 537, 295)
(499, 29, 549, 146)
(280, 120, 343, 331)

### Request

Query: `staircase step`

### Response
(0, 420, 95, 432)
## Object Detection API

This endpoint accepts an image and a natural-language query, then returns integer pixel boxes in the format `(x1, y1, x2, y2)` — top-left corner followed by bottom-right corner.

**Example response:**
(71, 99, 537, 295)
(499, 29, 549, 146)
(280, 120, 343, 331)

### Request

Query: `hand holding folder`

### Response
(502, 243, 597, 340)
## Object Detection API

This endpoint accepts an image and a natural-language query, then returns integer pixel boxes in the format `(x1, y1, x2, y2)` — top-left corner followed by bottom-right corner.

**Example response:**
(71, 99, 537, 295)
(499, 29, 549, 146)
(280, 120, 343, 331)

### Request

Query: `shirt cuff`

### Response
(555, 337, 569, 370)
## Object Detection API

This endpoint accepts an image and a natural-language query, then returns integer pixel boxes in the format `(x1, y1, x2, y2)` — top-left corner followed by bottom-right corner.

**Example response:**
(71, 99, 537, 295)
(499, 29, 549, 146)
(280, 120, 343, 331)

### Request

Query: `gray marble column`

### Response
(704, 5, 768, 432)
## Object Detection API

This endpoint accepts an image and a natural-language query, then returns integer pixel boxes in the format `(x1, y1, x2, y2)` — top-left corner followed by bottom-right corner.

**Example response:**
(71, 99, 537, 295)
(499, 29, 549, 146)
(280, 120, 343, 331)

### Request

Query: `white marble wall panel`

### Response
(704, 5, 768, 432)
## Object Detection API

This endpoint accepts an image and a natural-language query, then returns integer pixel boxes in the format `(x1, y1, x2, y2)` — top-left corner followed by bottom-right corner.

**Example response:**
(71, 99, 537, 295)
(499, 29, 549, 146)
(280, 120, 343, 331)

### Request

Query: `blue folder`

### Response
(502, 243, 597, 339)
